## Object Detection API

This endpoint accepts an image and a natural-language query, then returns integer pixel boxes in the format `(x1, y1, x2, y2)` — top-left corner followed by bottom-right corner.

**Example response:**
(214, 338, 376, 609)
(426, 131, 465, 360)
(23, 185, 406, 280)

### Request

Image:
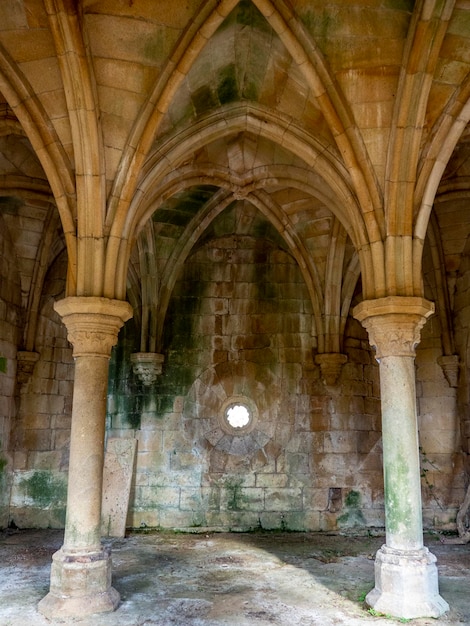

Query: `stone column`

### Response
(38, 296, 133, 619)
(353, 296, 449, 619)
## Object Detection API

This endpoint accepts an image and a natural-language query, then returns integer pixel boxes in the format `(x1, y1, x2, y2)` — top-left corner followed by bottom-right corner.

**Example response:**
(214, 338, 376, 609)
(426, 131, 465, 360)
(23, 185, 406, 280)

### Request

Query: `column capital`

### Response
(353, 296, 434, 359)
(54, 296, 133, 358)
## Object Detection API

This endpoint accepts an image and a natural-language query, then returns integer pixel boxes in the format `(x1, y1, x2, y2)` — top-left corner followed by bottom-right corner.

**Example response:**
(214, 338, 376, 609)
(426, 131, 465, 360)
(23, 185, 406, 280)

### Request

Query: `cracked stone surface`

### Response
(0, 529, 468, 625)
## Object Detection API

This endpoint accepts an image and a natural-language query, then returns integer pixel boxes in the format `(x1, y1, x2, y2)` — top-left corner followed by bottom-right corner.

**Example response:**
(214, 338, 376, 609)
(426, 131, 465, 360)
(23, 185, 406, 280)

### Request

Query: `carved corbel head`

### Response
(130, 352, 164, 386)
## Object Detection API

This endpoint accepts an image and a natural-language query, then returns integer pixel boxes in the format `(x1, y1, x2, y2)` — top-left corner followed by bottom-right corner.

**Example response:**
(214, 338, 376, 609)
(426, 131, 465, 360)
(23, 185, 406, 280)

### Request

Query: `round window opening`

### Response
(220, 396, 258, 435)
(226, 404, 250, 429)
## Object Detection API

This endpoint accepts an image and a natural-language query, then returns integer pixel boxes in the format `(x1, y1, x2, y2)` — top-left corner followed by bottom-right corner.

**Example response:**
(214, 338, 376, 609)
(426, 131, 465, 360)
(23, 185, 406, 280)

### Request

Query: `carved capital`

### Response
(131, 352, 164, 386)
(315, 353, 347, 386)
(54, 297, 133, 358)
(353, 296, 434, 359)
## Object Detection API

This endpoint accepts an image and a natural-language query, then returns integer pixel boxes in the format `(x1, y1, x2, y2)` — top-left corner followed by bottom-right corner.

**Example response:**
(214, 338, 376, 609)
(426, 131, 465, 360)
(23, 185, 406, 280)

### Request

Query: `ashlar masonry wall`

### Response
(108, 235, 385, 532)
(9, 255, 71, 529)
(416, 314, 464, 529)
(0, 212, 22, 527)
(454, 233, 470, 492)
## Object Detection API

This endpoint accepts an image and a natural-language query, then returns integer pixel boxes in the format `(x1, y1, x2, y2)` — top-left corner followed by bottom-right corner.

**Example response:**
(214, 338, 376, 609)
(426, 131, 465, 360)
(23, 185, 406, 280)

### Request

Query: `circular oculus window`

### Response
(219, 396, 258, 435)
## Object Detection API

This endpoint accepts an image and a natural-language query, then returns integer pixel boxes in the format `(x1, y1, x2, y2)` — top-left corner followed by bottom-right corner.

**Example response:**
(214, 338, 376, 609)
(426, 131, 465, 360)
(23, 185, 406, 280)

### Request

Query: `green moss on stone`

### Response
(236, 0, 271, 33)
(345, 490, 361, 508)
(337, 490, 366, 528)
(192, 85, 217, 116)
(216, 0, 271, 34)
(20, 471, 67, 508)
(281, 512, 307, 532)
(153, 267, 206, 409)
(242, 80, 258, 101)
(300, 9, 335, 39)
(225, 478, 248, 511)
(107, 320, 145, 428)
(384, 454, 413, 534)
(156, 208, 193, 227)
(143, 26, 176, 63)
(217, 64, 239, 104)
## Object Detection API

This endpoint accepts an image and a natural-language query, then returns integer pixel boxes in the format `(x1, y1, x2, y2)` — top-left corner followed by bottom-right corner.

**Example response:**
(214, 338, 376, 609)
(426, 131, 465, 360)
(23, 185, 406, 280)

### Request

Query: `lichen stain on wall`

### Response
(337, 489, 366, 529)
(9, 469, 67, 528)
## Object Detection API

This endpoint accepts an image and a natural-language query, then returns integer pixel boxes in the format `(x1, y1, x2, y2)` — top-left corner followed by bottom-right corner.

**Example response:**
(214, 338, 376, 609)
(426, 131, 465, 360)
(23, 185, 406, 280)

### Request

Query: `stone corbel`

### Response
(131, 352, 164, 386)
(315, 352, 348, 386)
(16, 350, 39, 385)
(437, 354, 459, 388)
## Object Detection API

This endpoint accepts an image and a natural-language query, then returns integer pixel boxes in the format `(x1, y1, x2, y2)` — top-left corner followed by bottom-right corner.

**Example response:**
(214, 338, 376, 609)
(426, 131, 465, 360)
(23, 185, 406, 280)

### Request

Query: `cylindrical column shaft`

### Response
(379, 354, 423, 550)
(63, 354, 111, 552)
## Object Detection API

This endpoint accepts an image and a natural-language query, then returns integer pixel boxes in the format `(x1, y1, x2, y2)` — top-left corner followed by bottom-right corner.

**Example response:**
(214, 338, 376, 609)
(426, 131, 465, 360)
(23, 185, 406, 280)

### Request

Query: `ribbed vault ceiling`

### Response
(0, 0, 469, 353)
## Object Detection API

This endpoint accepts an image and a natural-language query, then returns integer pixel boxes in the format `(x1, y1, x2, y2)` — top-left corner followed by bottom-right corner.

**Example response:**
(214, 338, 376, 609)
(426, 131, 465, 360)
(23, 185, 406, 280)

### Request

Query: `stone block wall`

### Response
(416, 314, 464, 529)
(106, 232, 463, 533)
(454, 240, 470, 459)
(108, 236, 386, 532)
(8, 258, 71, 529)
(453, 234, 470, 507)
(0, 213, 22, 527)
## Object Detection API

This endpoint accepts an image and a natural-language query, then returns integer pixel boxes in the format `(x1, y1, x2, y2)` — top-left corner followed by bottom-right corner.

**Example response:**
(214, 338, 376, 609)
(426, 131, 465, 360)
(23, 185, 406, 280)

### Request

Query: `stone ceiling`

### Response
(0, 0, 469, 353)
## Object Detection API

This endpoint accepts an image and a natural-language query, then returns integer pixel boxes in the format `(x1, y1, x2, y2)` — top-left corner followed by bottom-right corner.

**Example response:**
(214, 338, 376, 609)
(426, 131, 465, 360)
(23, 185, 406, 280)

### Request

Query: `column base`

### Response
(38, 546, 120, 619)
(366, 545, 449, 619)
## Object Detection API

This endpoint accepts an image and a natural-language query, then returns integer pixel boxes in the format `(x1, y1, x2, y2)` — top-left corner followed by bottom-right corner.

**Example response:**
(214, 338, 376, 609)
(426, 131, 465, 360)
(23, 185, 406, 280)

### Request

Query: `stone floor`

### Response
(0, 528, 468, 626)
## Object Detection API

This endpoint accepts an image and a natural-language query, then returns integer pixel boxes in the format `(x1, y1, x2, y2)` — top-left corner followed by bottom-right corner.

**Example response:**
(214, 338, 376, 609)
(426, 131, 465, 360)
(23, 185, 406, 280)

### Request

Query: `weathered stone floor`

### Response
(0, 529, 468, 625)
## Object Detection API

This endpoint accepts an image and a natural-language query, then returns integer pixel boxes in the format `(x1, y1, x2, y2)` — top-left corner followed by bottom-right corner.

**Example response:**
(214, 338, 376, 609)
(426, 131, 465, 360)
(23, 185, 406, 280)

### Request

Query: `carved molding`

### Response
(437, 355, 459, 388)
(54, 297, 133, 358)
(131, 352, 164, 386)
(353, 296, 435, 359)
(315, 353, 348, 386)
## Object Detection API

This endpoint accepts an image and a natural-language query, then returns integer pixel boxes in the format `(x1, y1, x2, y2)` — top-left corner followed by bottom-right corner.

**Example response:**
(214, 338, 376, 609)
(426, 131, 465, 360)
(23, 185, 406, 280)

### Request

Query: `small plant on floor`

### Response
(367, 607, 411, 622)
(357, 590, 368, 603)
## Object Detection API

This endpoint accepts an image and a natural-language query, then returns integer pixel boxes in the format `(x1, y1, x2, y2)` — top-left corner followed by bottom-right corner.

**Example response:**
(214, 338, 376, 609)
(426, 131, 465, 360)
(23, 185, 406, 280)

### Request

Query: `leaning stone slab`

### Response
(101, 437, 137, 537)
